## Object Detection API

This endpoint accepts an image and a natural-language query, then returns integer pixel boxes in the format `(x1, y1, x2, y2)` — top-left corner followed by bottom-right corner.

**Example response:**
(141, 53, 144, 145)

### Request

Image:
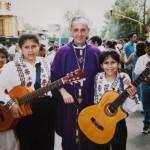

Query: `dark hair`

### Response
(90, 36, 102, 46)
(39, 44, 46, 51)
(18, 34, 39, 48)
(0, 46, 8, 59)
(145, 41, 150, 47)
(105, 40, 115, 49)
(136, 41, 146, 57)
(128, 32, 137, 40)
(99, 50, 120, 64)
(112, 41, 117, 46)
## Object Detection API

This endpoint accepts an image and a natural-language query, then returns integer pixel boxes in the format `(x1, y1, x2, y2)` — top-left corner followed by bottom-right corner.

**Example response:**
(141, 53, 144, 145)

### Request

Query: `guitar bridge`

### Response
(91, 117, 104, 130)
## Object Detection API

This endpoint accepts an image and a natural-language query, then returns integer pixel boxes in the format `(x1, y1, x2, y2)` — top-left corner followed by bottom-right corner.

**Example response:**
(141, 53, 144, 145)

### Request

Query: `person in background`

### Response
(121, 41, 146, 102)
(7, 42, 17, 61)
(51, 16, 101, 150)
(0, 46, 8, 71)
(116, 39, 124, 54)
(89, 35, 104, 51)
(0, 46, 19, 150)
(134, 41, 150, 134)
(38, 44, 47, 57)
(104, 40, 121, 55)
(48, 41, 59, 53)
(121, 41, 146, 72)
(0, 34, 55, 150)
(14, 43, 22, 60)
(94, 50, 138, 150)
(123, 33, 138, 80)
(105, 40, 116, 51)
(46, 41, 59, 66)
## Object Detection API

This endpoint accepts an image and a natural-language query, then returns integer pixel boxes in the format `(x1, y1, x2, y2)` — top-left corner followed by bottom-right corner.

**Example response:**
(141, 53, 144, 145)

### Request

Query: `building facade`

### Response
(0, 0, 23, 36)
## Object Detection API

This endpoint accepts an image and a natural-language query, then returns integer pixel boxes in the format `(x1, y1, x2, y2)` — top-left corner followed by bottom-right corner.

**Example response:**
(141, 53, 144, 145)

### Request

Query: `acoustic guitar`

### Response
(0, 69, 84, 131)
(78, 64, 150, 144)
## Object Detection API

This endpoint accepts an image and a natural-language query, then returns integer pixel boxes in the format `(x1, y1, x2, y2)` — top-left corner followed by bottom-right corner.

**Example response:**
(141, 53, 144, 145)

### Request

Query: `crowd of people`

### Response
(0, 16, 149, 150)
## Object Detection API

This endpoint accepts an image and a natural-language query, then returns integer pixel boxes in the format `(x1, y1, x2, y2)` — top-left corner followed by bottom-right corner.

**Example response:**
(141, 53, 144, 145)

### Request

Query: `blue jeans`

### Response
(141, 82, 150, 127)
(132, 72, 142, 101)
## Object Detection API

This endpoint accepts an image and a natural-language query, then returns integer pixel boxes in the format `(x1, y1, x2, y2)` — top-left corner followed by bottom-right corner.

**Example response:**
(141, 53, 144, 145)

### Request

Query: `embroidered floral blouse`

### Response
(94, 72, 139, 113)
(0, 56, 51, 105)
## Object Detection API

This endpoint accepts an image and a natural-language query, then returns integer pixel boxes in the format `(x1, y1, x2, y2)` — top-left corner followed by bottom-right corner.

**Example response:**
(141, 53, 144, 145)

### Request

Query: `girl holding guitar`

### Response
(94, 50, 138, 150)
(0, 34, 55, 150)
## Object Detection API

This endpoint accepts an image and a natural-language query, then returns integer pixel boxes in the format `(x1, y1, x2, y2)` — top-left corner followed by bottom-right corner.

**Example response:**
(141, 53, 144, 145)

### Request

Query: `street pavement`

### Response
(127, 111, 150, 150)
(54, 111, 150, 150)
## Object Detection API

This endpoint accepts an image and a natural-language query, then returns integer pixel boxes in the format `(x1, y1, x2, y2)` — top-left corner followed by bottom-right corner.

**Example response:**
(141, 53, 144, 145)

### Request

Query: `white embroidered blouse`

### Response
(94, 72, 139, 113)
(0, 56, 51, 105)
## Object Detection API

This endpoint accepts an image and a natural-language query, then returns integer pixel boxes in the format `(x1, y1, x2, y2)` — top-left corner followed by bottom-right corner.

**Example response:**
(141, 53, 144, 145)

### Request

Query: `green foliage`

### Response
(102, 0, 146, 40)
(147, 16, 150, 24)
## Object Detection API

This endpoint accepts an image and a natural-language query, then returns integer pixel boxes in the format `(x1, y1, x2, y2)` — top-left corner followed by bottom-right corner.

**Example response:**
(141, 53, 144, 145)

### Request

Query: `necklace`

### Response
(72, 44, 87, 104)
(73, 44, 87, 70)
(72, 43, 87, 144)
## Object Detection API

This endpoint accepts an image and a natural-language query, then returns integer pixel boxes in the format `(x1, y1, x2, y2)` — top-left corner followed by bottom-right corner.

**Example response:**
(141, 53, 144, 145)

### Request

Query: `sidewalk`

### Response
(127, 111, 150, 150)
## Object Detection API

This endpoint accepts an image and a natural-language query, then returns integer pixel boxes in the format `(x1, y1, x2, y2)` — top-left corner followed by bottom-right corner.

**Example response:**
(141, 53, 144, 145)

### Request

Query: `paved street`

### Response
(54, 111, 150, 150)
(126, 111, 150, 150)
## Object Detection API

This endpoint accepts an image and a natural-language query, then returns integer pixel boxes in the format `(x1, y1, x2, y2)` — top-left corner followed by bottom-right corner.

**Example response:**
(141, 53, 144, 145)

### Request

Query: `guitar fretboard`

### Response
(111, 67, 150, 109)
(18, 78, 63, 105)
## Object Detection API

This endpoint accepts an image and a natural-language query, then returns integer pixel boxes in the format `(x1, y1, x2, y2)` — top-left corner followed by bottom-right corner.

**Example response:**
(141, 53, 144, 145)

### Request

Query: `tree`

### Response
(102, 0, 146, 40)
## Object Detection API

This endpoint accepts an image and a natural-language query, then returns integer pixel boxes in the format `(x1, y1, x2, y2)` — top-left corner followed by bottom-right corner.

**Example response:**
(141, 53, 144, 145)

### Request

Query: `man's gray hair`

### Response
(70, 16, 90, 28)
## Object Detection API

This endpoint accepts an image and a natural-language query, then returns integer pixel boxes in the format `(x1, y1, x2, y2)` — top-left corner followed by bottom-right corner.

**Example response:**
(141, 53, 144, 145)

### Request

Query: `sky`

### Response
(11, 0, 115, 30)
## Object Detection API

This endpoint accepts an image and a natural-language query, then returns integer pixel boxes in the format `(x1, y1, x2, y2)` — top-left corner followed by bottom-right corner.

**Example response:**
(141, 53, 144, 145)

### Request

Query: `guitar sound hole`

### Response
(105, 104, 117, 116)
(0, 109, 4, 121)
(108, 105, 116, 114)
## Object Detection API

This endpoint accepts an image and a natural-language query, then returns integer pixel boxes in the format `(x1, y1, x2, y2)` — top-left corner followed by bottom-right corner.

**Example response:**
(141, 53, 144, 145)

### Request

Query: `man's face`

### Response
(70, 19, 89, 46)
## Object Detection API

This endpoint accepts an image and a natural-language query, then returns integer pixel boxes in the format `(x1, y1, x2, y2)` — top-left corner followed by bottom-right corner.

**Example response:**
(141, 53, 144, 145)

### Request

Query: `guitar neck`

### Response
(132, 69, 150, 87)
(19, 78, 63, 105)
(112, 67, 150, 108)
